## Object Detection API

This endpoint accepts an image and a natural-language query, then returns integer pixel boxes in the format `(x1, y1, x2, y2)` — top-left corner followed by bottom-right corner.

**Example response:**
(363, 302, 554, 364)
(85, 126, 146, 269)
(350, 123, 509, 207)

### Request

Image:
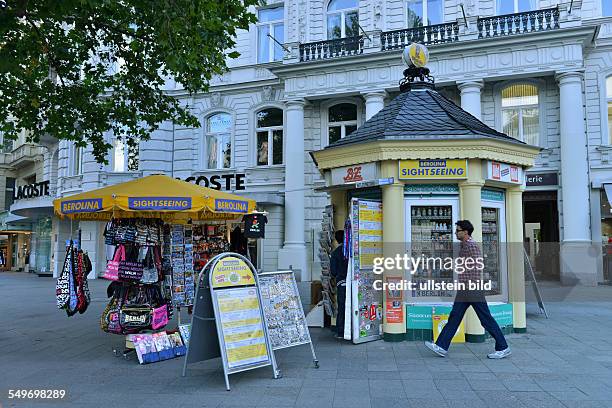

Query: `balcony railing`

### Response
(477, 7, 560, 39)
(299, 36, 364, 62)
(381, 22, 459, 51)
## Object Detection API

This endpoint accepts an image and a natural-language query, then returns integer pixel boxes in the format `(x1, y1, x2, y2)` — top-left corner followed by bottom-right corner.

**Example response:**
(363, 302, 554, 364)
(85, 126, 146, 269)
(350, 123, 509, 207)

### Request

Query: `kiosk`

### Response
(311, 49, 540, 343)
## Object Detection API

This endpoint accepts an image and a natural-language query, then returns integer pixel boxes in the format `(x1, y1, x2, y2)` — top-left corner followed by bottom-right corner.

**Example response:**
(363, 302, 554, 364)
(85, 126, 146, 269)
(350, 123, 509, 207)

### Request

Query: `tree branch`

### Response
(24, 14, 66, 86)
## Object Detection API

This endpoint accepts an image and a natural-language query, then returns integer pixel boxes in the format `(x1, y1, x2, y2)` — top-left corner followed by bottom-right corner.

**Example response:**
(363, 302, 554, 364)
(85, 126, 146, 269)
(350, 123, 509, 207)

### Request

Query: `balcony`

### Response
(477, 7, 560, 38)
(299, 36, 364, 62)
(9, 144, 45, 169)
(292, 7, 562, 63)
(381, 22, 459, 51)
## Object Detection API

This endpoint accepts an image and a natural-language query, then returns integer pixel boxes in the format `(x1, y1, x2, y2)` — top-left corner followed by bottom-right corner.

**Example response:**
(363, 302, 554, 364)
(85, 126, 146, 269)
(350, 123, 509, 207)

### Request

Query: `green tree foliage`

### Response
(0, 0, 258, 163)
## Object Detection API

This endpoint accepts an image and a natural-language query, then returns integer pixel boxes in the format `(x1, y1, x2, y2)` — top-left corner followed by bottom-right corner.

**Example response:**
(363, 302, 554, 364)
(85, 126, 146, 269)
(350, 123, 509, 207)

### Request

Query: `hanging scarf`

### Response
(56, 246, 71, 309)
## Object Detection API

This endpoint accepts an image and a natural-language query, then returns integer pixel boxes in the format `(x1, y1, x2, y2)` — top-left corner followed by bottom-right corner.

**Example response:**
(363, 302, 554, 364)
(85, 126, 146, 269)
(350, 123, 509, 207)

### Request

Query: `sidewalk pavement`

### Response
(1, 272, 611, 408)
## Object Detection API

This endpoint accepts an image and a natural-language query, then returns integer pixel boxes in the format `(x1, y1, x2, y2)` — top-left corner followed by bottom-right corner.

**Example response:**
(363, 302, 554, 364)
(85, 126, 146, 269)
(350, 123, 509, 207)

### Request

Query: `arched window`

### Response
(256, 108, 283, 166)
(496, 0, 535, 15)
(501, 84, 539, 146)
(328, 103, 357, 145)
(606, 76, 612, 144)
(205, 113, 232, 169)
(407, 0, 443, 28)
(327, 0, 359, 39)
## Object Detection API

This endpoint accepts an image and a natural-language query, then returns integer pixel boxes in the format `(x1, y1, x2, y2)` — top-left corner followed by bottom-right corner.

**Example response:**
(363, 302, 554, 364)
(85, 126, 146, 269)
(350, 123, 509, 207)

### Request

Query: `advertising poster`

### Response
(432, 311, 465, 344)
(385, 277, 404, 324)
(349, 199, 383, 343)
(216, 287, 270, 369)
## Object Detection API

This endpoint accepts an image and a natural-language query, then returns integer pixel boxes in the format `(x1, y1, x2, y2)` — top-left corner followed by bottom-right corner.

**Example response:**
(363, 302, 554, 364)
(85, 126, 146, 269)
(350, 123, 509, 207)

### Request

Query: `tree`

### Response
(0, 0, 258, 163)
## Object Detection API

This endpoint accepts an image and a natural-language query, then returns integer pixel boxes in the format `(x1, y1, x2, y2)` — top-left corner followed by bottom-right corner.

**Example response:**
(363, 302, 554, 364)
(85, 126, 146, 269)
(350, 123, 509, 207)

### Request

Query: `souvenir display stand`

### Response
(53, 175, 257, 361)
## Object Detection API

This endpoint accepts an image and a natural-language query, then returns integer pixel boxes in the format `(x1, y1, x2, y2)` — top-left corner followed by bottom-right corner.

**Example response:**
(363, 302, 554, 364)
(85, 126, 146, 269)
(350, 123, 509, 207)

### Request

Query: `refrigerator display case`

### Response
(482, 207, 501, 295)
(405, 198, 459, 299)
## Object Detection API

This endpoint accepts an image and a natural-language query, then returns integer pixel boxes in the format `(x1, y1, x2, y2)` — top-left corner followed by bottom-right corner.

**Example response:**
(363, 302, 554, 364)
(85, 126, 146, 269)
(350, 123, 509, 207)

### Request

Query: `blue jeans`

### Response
(435, 295, 508, 352)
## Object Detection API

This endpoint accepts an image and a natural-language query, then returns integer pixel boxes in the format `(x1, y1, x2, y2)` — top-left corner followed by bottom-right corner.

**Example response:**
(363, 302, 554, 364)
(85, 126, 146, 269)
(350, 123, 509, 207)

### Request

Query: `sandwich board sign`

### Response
(182, 253, 280, 390)
(258, 271, 319, 367)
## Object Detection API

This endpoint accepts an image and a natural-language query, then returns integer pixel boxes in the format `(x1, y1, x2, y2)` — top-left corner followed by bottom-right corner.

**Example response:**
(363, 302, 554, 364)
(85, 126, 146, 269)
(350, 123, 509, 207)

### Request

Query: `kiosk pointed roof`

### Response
(327, 83, 525, 148)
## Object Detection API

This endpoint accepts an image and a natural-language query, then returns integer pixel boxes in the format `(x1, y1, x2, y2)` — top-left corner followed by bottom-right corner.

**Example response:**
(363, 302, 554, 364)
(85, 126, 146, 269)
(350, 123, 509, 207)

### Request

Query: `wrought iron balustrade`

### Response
(299, 36, 364, 62)
(381, 22, 459, 51)
(477, 7, 560, 38)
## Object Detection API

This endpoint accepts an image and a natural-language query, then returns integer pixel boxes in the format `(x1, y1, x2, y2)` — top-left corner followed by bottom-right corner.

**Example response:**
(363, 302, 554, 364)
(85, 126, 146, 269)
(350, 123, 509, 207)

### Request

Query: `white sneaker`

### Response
(487, 348, 511, 359)
(424, 341, 447, 357)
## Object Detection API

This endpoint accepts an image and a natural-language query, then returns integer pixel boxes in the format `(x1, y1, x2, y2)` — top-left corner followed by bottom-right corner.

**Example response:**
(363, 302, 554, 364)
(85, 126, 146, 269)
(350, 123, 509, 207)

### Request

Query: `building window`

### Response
(0, 132, 13, 153)
(257, 6, 284, 63)
(496, 0, 536, 14)
(113, 138, 139, 172)
(501, 84, 539, 146)
(407, 0, 443, 28)
(256, 108, 283, 166)
(327, 0, 359, 39)
(4, 177, 15, 210)
(72, 145, 83, 175)
(607, 76, 612, 145)
(605, 0, 612, 16)
(328, 103, 357, 145)
(205, 113, 232, 169)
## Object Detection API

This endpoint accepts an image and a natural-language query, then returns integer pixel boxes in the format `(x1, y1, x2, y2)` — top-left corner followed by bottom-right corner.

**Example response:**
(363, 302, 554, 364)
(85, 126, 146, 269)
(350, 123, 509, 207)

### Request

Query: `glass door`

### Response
(405, 198, 459, 302)
(482, 197, 508, 301)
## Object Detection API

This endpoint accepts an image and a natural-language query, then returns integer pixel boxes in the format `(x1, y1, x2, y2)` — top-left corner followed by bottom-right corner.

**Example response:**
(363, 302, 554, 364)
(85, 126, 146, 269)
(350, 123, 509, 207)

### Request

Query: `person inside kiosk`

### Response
(425, 220, 511, 359)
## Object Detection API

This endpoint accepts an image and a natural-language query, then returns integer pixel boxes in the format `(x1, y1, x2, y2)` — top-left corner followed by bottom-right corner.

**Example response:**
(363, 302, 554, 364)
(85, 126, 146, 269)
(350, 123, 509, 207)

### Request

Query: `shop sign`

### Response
(61, 198, 103, 214)
(210, 256, 255, 288)
(128, 197, 192, 211)
(399, 159, 468, 180)
(214, 198, 249, 213)
(526, 172, 558, 187)
(481, 189, 505, 202)
(13, 180, 50, 200)
(385, 277, 404, 324)
(331, 163, 378, 186)
(404, 184, 459, 194)
(486, 161, 523, 184)
(179, 173, 246, 191)
(433, 309, 465, 343)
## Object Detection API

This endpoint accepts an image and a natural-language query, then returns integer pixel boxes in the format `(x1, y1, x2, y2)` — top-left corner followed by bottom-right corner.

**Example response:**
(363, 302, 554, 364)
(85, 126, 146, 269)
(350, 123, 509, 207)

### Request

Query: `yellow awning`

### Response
(53, 175, 256, 222)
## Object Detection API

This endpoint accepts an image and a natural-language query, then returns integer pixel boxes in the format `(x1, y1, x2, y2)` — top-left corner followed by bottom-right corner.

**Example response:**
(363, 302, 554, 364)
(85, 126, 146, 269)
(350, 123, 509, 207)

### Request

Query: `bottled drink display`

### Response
(409, 205, 454, 282)
(482, 207, 501, 295)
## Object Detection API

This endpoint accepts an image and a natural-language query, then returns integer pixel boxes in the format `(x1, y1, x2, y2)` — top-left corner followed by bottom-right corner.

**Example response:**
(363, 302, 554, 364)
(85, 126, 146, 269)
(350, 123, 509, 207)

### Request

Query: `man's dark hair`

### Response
(334, 230, 344, 245)
(455, 220, 474, 236)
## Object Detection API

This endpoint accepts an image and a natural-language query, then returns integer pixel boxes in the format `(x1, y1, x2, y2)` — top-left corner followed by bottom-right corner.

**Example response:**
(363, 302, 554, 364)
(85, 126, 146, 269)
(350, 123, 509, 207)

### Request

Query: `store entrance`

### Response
(523, 191, 560, 281)
(0, 235, 9, 270)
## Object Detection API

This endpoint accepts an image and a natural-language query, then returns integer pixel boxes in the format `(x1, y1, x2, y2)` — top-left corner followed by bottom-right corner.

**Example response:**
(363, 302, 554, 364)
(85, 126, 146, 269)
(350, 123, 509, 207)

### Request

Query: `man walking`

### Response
(425, 220, 511, 359)
(330, 230, 348, 339)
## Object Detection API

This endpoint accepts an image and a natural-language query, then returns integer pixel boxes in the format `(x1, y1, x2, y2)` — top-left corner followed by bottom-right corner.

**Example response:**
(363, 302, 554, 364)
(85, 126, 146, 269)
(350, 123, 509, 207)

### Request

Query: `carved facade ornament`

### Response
(210, 92, 222, 108)
(262, 86, 274, 101)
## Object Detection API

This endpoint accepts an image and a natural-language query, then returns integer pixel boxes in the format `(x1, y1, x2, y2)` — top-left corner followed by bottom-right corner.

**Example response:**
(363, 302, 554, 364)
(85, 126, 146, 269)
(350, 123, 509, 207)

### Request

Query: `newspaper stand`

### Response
(183, 252, 280, 390)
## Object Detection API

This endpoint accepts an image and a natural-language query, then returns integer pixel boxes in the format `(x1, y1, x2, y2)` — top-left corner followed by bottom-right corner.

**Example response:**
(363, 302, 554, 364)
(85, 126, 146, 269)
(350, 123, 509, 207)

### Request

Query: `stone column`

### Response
(506, 186, 526, 331)
(362, 91, 386, 121)
(278, 99, 308, 280)
(556, 71, 596, 285)
(458, 81, 484, 120)
(380, 160, 406, 341)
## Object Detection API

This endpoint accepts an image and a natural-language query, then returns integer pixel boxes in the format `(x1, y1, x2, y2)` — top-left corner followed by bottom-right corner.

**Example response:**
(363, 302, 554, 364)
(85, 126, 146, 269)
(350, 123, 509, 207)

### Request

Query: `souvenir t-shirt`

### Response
(243, 214, 268, 239)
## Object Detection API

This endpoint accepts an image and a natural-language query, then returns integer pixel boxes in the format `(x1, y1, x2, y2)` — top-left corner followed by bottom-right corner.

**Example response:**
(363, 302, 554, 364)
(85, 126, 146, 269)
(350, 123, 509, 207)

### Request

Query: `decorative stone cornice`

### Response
(311, 139, 540, 171)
